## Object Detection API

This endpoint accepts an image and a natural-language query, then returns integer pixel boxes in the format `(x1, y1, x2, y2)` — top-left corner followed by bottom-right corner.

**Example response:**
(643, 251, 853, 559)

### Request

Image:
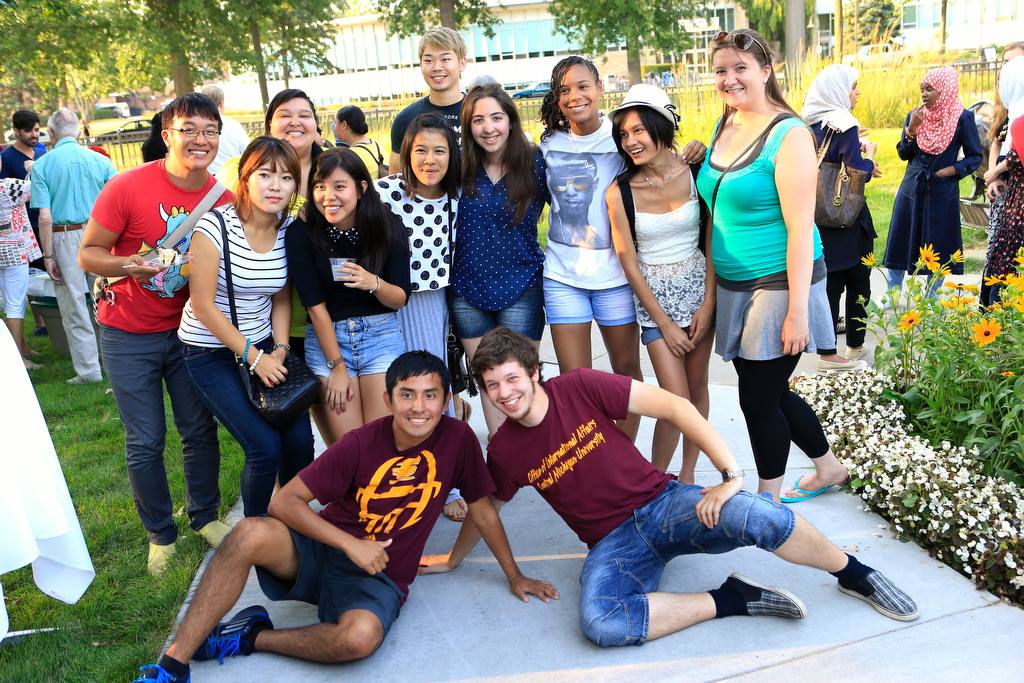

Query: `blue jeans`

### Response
(182, 338, 314, 518)
(451, 285, 545, 340)
(579, 481, 795, 647)
(101, 325, 221, 545)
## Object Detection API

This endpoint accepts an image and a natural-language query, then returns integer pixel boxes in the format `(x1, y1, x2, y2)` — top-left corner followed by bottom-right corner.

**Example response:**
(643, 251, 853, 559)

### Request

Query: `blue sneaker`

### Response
(193, 605, 273, 664)
(133, 664, 189, 682)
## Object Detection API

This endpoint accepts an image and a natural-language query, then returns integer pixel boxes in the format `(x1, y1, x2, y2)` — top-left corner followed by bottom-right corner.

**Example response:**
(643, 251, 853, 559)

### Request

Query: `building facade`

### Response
(215, 0, 746, 111)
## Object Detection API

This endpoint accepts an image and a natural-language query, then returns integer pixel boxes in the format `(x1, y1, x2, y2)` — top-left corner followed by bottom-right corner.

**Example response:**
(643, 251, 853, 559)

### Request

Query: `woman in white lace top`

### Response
(606, 85, 716, 482)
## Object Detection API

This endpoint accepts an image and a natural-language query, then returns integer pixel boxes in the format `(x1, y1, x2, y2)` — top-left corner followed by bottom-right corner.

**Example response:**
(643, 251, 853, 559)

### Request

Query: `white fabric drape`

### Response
(0, 326, 94, 641)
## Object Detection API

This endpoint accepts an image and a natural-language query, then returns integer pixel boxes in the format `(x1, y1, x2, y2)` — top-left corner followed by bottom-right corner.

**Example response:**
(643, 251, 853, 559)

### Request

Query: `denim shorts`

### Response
(451, 286, 545, 341)
(304, 312, 405, 379)
(256, 529, 402, 633)
(543, 278, 636, 327)
(578, 480, 795, 647)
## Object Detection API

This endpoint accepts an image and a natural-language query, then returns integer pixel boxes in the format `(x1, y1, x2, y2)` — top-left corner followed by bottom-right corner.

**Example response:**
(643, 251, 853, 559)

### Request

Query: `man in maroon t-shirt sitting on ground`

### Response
(423, 328, 918, 648)
(135, 351, 558, 682)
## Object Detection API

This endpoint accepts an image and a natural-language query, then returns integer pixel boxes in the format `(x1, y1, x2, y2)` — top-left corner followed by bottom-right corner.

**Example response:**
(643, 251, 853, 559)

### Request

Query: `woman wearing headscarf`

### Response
(802, 64, 879, 369)
(981, 54, 1024, 304)
(883, 66, 983, 294)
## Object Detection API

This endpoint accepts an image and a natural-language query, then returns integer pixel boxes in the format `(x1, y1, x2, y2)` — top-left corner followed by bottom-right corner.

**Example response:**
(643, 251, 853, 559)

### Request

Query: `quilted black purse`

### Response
(215, 210, 320, 427)
(445, 202, 477, 397)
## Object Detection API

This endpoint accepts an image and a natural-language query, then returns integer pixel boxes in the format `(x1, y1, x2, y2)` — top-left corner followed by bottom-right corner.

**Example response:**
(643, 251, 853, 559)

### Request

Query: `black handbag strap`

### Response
(709, 113, 792, 226)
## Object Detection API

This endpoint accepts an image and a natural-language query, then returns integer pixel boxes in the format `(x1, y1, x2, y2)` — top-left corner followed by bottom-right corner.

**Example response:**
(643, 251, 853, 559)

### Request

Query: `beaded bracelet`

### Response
(249, 349, 265, 375)
(242, 338, 252, 364)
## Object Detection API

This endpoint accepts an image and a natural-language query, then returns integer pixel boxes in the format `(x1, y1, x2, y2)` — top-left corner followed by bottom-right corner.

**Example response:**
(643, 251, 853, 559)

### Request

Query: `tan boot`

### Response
(198, 520, 233, 549)
(147, 541, 176, 575)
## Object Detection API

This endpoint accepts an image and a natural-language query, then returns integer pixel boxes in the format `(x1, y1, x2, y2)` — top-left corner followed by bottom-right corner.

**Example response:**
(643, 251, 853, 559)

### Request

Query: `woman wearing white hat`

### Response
(606, 84, 714, 482)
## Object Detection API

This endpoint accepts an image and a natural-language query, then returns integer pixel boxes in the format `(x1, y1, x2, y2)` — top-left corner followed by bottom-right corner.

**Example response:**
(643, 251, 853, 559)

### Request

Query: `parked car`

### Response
(95, 102, 131, 118)
(512, 82, 551, 99)
(93, 117, 152, 142)
(4, 128, 51, 145)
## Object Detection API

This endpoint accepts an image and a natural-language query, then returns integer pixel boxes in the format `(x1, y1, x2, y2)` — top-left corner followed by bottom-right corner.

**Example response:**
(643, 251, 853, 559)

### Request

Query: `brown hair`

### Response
(471, 327, 541, 384)
(989, 42, 1024, 142)
(710, 28, 798, 148)
(460, 82, 538, 225)
(235, 136, 301, 230)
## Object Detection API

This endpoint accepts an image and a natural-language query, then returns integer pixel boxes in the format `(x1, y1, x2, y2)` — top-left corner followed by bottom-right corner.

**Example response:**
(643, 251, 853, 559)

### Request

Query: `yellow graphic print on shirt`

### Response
(526, 419, 607, 491)
(356, 450, 443, 535)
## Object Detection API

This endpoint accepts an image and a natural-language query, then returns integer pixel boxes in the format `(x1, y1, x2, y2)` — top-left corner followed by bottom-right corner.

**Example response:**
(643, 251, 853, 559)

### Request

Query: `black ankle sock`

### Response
(830, 553, 873, 592)
(241, 621, 271, 654)
(709, 576, 758, 618)
(158, 654, 189, 678)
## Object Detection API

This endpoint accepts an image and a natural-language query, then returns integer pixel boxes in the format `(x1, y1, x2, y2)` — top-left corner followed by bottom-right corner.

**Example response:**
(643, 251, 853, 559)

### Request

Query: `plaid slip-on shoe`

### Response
(837, 569, 920, 622)
(728, 573, 807, 619)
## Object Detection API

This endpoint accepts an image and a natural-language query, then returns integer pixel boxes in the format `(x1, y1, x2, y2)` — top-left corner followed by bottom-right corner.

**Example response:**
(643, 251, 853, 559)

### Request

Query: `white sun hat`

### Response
(609, 83, 680, 129)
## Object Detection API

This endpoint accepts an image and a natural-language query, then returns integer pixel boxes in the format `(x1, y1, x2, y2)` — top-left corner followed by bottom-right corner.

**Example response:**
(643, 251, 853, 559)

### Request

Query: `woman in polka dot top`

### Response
(452, 81, 548, 437)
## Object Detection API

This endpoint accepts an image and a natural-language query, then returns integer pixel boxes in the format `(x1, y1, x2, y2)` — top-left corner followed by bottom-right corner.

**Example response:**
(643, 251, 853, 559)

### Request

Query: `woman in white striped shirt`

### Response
(179, 137, 313, 518)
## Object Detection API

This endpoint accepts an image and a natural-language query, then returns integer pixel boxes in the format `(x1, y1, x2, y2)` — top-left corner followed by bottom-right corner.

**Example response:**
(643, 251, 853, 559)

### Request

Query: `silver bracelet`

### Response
(272, 342, 290, 354)
(369, 274, 381, 295)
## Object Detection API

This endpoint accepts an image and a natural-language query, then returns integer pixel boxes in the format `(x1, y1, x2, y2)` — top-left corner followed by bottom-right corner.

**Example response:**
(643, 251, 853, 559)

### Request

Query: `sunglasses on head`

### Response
(712, 31, 768, 57)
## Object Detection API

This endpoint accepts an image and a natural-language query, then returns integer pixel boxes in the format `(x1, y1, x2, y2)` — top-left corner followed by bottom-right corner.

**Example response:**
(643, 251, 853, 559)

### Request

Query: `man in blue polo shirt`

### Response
(30, 108, 117, 384)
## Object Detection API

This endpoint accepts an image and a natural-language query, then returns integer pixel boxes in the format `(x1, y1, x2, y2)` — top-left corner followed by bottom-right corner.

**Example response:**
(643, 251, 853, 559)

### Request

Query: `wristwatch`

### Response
(721, 468, 744, 482)
(326, 356, 343, 370)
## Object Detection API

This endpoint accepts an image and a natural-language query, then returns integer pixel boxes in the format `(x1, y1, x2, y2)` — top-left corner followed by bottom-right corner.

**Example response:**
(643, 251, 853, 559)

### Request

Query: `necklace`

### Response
(485, 164, 504, 184)
(328, 224, 358, 244)
(644, 163, 682, 188)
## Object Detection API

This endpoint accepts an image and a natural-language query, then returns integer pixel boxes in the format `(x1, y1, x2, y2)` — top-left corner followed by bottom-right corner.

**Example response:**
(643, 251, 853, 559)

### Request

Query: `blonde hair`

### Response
(418, 26, 466, 60)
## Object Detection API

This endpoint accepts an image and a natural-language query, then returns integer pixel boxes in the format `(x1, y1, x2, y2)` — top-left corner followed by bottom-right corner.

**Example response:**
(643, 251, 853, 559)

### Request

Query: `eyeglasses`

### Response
(170, 127, 221, 139)
(712, 31, 769, 57)
(554, 176, 595, 192)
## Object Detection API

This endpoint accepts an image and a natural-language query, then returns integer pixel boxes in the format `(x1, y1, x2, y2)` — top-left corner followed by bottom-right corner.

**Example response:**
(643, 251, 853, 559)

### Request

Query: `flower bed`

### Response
(792, 369, 1024, 604)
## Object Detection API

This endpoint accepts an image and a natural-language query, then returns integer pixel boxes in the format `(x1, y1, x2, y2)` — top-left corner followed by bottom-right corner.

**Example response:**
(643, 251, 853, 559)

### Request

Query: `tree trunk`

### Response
(626, 43, 642, 89)
(281, 25, 290, 88)
(170, 46, 194, 95)
(834, 0, 844, 57)
(438, 0, 455, 28)
(250, 18, 270, 111)
(939, 0, 948, 54)
(784, 0, 806, 67)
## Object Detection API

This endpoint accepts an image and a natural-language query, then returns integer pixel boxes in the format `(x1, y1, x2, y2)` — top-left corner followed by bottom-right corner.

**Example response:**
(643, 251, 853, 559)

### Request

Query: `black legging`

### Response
(733, 355, 830, 480)
(826, 263, 871, 349)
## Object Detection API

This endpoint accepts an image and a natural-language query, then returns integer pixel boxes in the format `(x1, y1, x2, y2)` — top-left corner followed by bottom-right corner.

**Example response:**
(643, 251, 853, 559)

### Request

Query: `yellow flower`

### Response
(963, 284, 980, 294)
(942, 295, 974, 309)
(943, 281, 960, 289)
(971, 318, 1002, 347)
(1015, 255, 1024, 267)
(1001, 371, 1016, 378)
(1010, 297, 1024, 314)
(861, 252, 878, 267)
(989, 302, 1004, 312)
(937, 265, 952, 277)
(1006, 273, 1024, 289)
(984, 275, 1005, 286)
(919, 244, 940, 273)
(898, 309, 922, 331)
(951, 249, 965, 264)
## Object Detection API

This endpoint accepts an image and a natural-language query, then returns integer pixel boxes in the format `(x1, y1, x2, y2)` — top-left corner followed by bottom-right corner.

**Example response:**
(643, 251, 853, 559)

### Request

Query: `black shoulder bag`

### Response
(215, 210, 321, 428)
(615, 160, 710, 253)
(444, 200, 478, 397)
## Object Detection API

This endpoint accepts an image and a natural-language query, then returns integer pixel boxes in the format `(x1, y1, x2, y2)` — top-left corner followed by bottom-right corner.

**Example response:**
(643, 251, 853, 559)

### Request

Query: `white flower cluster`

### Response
(792, 369, 1024, 601)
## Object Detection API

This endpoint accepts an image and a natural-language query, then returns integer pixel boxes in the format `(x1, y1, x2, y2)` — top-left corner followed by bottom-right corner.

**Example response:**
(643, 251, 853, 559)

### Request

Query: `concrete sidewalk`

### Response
(180, 284, 1023, 681)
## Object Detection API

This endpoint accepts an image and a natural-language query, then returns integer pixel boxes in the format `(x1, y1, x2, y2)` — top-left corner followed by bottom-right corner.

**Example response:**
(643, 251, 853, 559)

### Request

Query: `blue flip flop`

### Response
(780, 476, 838, 504)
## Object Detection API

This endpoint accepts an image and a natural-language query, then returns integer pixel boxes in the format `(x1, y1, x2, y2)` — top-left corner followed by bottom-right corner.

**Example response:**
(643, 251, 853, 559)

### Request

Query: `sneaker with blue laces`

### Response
(133, 664, 189, 682)
(193, 605, 273, 664)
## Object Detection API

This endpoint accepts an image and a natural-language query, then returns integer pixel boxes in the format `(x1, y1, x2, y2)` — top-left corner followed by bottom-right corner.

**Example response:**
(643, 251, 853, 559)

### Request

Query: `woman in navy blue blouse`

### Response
(883, 67, 982, 293)
(802, 65, 880, 369)
(454, 81, 549, 436)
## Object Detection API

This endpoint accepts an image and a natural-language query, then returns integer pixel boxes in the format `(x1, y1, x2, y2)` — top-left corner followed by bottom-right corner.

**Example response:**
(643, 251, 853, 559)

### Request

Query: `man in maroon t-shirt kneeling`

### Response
(135, 351, 557, 682)
(423, 328, 918, 648)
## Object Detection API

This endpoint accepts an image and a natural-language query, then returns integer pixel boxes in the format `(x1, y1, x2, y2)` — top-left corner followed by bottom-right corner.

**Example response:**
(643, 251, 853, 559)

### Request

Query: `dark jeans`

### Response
(733, 354, 830, 480)
(826, 263, 871, 349)
(182, 339, 313, 518)
(100, 325, 221, 545)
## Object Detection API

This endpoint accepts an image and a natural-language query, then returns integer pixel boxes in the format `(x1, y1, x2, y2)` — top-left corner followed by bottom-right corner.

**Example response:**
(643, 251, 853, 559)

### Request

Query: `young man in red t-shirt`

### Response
(79, 93, 234, 574)
(135, 352, 557, 683)
(424, 328, 918, 648)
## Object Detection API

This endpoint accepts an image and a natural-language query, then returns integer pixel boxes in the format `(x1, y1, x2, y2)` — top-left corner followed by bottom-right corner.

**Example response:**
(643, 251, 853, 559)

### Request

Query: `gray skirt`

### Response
(715, 277, 836, 362)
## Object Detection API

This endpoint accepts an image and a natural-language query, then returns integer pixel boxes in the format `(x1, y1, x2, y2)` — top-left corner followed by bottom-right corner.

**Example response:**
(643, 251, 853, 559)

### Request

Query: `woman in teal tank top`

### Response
(696, 29, 850, 504)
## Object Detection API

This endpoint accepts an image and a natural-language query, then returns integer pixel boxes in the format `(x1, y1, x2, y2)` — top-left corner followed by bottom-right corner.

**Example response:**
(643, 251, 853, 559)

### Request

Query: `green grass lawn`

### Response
(0, 312, 245, 681)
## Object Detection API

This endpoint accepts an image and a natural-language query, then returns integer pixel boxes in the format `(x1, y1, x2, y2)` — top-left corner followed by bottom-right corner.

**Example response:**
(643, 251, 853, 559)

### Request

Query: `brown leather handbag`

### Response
(815, 128, 867, 229)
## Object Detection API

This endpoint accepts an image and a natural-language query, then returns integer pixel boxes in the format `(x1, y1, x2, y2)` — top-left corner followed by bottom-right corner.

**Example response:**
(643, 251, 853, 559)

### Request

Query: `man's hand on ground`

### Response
(508, 574, 560, 603)
(344, 537, 392, 574)
(418, 553, 457, 575)
(696, 477, 743, 528)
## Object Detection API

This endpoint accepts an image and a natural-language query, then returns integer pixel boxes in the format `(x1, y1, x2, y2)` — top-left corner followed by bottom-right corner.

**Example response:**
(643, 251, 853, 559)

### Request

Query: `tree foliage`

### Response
(734, 0, 815, 45)
(549, 0, 699, 84)
(373, 0, 498, 36)
(844, 0, 902, 46)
